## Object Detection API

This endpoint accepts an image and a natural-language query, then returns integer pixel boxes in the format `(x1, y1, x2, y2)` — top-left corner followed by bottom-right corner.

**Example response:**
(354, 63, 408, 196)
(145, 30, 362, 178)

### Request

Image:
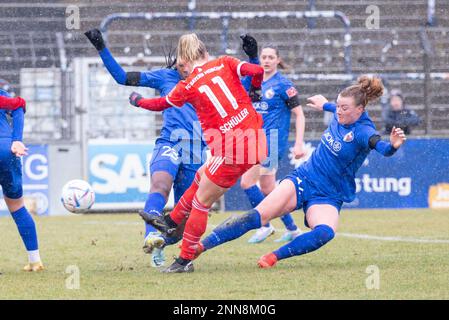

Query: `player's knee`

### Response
(314, 224, 335, 245)
(240, 172, 256, 189)
(260, 184, 274, 196)
(240, 179, 255, 190)
(4, 197, 24, 213)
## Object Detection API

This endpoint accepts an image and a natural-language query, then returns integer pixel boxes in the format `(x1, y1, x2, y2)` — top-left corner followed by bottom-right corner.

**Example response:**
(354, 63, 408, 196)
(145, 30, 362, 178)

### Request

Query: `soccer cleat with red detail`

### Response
(257, 252, 278, 268)
(193, 242, 204, 259)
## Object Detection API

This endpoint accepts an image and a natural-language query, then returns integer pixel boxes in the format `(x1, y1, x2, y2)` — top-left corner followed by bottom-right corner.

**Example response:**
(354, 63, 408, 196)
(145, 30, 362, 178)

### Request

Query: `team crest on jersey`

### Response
(286, 87, 298, 98)
(333, 141, 342, 152)
(264, 88, 275, 99)
(259, 102, 269, 111)
(343, 131, 354, 142)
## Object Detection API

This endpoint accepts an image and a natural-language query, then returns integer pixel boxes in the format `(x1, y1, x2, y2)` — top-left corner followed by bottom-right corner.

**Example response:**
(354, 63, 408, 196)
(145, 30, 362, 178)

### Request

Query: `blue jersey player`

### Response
(0, 87, 44, 272)
(239, 35, 306, 243)
(85, 29, 207, 267)
(195, 76, 406, 268)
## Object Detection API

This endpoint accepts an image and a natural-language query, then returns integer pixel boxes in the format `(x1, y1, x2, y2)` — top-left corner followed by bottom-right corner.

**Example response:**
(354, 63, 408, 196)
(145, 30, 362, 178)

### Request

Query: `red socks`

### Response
(180, 195, 210, 260)
(170, 171, 201, 225)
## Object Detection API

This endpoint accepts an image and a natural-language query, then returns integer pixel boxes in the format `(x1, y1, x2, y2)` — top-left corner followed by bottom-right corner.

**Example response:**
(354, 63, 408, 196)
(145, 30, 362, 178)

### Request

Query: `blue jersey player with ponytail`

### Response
(85, 29, 206, 267)
(195, 76, 406, 269)
(0, 87, 44, 272)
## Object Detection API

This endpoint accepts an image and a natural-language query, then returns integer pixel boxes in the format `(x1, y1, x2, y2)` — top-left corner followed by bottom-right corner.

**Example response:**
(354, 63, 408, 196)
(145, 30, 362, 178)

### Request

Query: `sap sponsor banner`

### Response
(224, 138, 449, 210)
(88, 141, 174, 209)
(0, 145, 50, 216)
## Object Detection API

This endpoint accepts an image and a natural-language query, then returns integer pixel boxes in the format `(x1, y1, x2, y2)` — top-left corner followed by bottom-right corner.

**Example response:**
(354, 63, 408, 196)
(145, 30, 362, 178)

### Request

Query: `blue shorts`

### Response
(0, 142, 23, 199)
(150, 138, 206, 203)
(283, 169, 343, 228)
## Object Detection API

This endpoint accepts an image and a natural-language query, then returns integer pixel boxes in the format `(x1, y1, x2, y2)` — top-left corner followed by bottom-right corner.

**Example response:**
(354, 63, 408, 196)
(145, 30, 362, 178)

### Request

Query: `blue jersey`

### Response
(297, 103, 378, 203)
(242, 60, 298, 156)
(0, 89, 13, 139)
(0, 109, 12, 139)
(254, 72, 298, 155)
(139, 68, 203, 143)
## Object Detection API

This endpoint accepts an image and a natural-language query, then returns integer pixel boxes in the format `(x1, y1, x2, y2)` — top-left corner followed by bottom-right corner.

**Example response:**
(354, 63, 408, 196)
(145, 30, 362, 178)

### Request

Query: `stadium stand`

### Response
(0, 0, 448, 140)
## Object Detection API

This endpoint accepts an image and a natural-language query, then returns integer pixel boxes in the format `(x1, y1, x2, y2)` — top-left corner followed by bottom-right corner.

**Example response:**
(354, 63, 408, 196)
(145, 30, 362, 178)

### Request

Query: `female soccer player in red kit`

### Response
(129, 33, 267, 273)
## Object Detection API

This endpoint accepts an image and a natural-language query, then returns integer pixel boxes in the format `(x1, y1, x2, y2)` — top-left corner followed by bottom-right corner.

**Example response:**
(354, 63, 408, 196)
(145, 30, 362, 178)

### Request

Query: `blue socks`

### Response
(244, 186, 271, 228)
(202, 209, 262, 250)
(280, 214, 297, 231)
(244, 185, 265, 208)
(11, 206, 38, 251)
(273, 224, 335, 260)
(143, 192, 166, 237)
(244, 185, 297, 230)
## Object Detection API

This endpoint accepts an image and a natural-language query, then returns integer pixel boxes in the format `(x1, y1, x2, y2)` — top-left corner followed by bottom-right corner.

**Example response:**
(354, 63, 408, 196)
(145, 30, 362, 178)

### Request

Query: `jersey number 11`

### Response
(198, 76, 239, 118)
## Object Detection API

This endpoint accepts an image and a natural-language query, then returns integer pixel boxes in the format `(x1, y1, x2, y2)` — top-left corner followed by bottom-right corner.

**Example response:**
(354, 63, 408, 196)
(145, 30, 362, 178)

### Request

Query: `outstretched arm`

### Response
(306, 95, 335, 112)
(129, 92, 171, 111)
(369, 127, 406, 157)
(240, 34, 260, 91)
(85, 29, 145, 86)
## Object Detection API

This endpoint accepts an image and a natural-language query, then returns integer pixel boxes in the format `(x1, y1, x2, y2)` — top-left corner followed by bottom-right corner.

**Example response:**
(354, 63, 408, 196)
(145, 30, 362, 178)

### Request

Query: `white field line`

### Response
(336, 232, 449, 244)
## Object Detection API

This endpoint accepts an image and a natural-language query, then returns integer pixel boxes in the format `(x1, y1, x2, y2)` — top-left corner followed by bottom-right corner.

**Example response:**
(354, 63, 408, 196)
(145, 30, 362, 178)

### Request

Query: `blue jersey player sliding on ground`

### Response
(194, 76, 406, 269)
(239, 35, 306, 244)
(0, 87, 44, 272)
(85, 29, 207, 267)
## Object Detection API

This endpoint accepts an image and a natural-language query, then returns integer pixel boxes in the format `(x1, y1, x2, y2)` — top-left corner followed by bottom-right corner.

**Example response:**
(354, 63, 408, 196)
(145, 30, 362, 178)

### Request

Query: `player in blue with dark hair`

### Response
(239, 35, 306, 243)
(194, 76, 406, 268)
(85, 29, 207, 267)
(0, 86, 44, 272)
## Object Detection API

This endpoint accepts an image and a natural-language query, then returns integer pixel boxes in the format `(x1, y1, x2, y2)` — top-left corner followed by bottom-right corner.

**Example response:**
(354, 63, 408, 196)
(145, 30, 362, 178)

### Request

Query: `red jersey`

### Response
(165, 56, 264, 160)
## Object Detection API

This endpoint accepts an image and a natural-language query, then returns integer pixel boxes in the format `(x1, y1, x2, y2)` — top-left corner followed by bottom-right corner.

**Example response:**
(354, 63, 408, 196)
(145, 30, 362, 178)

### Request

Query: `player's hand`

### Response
(292, 142, 306, 159)
(129, 91, 143, 107)
(249, 85, 262, 103)
(240, 34, 258, 59)
(11, 141, 28, 157)
(306, 95, 328, 111)
(84, 28, 106, 51)
(390, 126, 406, 149)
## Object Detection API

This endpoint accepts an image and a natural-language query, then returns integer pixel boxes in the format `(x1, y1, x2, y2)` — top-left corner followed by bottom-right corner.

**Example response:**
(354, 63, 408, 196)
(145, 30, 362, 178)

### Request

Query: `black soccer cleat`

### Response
(161, 258, 194, 274)
(138, 210, 176, 235)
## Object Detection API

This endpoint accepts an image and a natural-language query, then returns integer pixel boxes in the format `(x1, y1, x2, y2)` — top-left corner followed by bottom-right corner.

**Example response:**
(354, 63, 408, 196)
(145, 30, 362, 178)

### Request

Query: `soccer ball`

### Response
(61, 179, 95, 213)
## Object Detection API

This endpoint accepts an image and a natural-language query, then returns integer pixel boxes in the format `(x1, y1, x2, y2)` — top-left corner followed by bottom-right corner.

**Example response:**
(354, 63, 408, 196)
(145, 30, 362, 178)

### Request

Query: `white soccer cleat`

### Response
(274, 228, 302, 242)
(143, 232, 165, 254)
(151, 248, 166, 268)
(143, 232, 166, 268)
(248, 225, 276, 244)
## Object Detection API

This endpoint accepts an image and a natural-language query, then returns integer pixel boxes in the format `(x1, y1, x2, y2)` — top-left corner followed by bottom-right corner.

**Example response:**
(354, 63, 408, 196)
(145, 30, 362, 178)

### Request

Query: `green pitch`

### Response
(0, 209, 448, 299)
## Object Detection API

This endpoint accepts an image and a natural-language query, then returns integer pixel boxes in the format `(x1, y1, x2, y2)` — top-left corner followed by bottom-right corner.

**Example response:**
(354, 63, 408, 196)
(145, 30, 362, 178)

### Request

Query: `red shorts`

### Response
(204, 132, 267, 188)
(204, 156, 254, 188)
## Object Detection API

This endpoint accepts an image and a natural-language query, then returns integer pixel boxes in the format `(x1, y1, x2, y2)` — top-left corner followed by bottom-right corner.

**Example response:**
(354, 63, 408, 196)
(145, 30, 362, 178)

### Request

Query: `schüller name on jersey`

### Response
(219, 108, 250, 133)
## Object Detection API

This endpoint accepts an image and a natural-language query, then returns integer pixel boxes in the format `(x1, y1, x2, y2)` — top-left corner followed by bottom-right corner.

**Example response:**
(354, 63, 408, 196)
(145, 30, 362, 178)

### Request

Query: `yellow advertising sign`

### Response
(428, 183, 449, 208)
